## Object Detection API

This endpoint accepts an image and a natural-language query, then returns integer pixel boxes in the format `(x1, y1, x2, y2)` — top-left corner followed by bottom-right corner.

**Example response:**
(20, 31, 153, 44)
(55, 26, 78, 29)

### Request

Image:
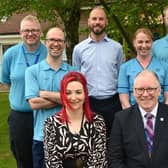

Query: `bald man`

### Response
(72, 6, 124, 137)
(108, 70, 168, 168)
(25, 27, 78, 168)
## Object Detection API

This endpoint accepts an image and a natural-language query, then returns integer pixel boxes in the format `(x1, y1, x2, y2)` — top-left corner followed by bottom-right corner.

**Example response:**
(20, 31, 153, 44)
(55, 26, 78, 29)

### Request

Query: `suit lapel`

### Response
(152, 103, 167, 157)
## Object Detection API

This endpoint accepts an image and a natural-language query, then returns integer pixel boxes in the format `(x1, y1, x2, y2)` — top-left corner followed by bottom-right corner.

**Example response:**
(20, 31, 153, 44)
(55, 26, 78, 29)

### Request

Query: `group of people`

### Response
(1, 5, 168, 168)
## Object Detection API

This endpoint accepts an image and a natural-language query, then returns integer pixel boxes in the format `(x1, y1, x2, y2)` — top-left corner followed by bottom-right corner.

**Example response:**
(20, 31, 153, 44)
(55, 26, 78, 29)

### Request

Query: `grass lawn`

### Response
(0, 92, 16, 168)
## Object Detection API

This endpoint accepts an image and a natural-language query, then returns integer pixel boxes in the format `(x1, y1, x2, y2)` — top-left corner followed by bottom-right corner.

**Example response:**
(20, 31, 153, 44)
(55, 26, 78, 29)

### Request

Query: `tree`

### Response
(0, 0, 82, 63)
(100, 0, 168, 59)
(1, 0, 168, 60)
(35, 0, 82, 63)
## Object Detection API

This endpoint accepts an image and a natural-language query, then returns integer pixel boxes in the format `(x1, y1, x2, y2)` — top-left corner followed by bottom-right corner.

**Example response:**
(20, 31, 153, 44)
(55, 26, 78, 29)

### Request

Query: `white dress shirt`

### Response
(139, 103, 158, 131)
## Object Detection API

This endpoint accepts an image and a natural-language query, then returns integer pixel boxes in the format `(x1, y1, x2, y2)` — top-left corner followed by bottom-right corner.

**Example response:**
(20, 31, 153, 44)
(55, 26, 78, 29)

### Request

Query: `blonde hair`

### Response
(20, 15, 41, 30)
(133, 28, 153, 42)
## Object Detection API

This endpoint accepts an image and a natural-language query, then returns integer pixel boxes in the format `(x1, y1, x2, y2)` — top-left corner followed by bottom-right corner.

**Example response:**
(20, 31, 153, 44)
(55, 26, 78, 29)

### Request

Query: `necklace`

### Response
(66, 112, 85, 168)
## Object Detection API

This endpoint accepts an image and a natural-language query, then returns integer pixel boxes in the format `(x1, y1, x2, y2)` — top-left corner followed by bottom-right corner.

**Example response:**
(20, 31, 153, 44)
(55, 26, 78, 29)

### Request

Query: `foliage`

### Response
(0, 0, 81, 63)
(100, 0, 168, 59)
(0, 0, 168, 60)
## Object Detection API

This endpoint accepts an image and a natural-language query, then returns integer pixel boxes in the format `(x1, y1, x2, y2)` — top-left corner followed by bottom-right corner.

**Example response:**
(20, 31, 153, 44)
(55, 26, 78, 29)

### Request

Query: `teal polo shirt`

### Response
(152, 35, 168, 64)
(118, 57, 168, 105)
(25, 60, 78, 141)
(1, 43, 47, 111)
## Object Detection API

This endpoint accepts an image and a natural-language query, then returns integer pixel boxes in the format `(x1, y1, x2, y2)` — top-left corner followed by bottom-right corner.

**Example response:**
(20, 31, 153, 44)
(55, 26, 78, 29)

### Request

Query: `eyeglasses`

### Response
(21, 29, 40, 34)
(46, 38, 65, 44)
(134, 87, 158, 95)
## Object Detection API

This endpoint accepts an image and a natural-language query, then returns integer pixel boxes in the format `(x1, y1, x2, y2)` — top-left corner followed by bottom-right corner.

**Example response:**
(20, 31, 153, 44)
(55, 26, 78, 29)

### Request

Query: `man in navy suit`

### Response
(108, 70, 168, 168)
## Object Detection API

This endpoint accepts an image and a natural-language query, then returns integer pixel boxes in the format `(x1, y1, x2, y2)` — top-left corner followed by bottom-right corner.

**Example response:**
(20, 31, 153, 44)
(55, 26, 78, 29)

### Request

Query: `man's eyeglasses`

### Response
(21, 29, 40, 34)
(46, 38, 65, 44)
(134, 87, 158, 95)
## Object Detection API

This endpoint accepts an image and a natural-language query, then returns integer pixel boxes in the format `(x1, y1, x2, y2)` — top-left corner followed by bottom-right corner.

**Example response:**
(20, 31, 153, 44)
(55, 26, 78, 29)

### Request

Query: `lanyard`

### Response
(22, 46, 40, 67)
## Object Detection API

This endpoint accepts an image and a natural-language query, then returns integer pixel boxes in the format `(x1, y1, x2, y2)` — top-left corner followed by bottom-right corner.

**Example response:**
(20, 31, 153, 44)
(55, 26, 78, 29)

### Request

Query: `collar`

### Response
(139, 103, 158, 119)
(88, 34, 109, 43)
(22, 42, 42, 55)
(42, 60, 69, 71)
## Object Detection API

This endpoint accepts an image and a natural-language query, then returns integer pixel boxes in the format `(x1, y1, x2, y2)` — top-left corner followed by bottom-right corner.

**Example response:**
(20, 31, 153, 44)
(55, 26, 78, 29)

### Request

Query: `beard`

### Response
(90, 25, 106, 35)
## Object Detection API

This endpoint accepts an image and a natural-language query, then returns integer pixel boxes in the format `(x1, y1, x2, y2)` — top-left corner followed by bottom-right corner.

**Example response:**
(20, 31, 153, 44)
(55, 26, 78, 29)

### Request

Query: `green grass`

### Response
(0, 92, 17, 168)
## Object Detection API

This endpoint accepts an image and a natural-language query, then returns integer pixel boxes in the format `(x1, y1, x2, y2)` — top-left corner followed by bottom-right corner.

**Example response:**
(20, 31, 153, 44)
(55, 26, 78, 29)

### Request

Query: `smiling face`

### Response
(65, 81, 85, 113)
(88, 7, 108, 36)
(45, 28, 65, 59)
(20, 20, 42, 48)
(133, 71, 161, 112)
(133, 32, 152, 58)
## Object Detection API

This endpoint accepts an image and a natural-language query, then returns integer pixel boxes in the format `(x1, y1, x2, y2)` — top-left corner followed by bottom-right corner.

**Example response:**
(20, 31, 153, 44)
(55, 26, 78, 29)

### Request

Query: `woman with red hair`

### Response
(43, 72, 107, 168)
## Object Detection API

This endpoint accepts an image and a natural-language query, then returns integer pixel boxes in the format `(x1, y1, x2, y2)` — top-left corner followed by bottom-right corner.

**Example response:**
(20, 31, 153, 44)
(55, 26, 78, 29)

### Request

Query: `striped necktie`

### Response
(145, 113, 154, 156)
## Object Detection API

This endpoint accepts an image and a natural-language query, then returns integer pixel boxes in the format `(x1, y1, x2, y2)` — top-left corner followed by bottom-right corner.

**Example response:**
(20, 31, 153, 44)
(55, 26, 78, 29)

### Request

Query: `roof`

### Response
(0, 13, 52, 35)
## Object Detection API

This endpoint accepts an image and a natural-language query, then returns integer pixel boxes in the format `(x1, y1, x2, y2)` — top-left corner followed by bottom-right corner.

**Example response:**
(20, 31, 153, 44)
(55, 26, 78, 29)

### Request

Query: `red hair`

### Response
(59, 71, 93, 123)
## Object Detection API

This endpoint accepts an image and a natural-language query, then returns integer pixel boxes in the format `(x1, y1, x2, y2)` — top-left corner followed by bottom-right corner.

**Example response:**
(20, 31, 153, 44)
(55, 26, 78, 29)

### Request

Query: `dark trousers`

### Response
(32, 140, 46, 168)
(8, 110, 33, 168)
(89, 93, 122, 137)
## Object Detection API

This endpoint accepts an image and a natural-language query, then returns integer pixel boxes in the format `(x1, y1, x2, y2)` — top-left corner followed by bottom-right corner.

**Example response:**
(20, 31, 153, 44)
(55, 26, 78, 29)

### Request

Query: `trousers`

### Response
(32, 140, 46, 168)
(8, 110, 33, 168)
(89, 93, 122, 137)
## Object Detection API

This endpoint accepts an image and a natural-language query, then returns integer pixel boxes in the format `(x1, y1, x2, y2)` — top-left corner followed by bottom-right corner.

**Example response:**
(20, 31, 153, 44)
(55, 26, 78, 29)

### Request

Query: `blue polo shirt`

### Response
(118, 57, 168, 105)
(152, 35, 168, 64)
(1, 43, 47, 112)
(25, 60, 78, 141)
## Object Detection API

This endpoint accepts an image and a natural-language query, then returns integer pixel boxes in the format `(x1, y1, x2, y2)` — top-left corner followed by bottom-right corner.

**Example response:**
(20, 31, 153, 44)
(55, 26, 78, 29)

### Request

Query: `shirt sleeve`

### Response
(25, 66, 39, 100)
(43, 117, 63, 168)
(151, 42, 156, 58)
(118, 63, 129, 94)
(1, 49, 12, 84)
(117, 46, 124, 72)
(162, 63, 168, 92)
(72, 45, 81, 69)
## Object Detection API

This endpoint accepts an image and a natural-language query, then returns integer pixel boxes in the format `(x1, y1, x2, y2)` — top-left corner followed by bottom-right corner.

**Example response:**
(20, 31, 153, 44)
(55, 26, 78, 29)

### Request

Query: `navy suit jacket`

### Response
(108, 103, 168, 168)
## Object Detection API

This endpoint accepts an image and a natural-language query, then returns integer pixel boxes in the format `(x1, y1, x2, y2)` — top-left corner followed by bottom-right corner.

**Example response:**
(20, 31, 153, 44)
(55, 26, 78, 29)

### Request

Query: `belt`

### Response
(89, 93, 119, 102)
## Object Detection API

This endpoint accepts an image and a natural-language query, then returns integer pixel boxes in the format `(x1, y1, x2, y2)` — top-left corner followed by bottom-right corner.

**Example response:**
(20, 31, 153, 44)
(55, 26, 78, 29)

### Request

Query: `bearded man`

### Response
(72, 6, 124, 137)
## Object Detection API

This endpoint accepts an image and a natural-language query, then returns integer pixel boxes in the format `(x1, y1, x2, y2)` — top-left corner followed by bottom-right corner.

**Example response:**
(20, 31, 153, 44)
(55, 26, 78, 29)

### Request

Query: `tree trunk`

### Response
(59, 1, 81, 64)
(100, 0, 135, 55)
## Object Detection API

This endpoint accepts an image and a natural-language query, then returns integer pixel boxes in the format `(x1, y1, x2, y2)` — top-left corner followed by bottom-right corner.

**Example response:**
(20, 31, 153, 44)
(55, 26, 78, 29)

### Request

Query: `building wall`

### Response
(0, 34, 21, 81)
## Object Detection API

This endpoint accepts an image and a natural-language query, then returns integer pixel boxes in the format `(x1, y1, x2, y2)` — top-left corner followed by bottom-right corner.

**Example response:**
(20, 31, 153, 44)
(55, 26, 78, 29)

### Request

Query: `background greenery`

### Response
(1, 1, 168, 167)
(0, 0, 168, 61)
(0, 93, 16, 168)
